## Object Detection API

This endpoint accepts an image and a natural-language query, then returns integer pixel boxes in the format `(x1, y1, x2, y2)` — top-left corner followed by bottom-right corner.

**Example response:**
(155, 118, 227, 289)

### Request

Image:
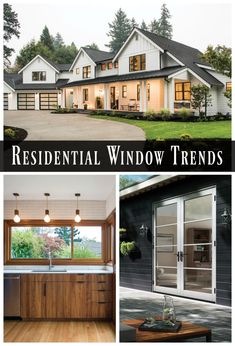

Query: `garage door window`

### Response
(40, 93, 58, 110)
(17, 93, 35, 110)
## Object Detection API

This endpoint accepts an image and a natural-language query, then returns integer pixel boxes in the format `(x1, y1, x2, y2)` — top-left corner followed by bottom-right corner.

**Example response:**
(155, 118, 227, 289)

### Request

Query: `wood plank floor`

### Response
(4, 320, 115, 342)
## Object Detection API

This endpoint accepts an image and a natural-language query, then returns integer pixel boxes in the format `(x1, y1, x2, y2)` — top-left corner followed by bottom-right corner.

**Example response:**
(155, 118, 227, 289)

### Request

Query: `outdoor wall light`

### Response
(13, 193, 21, 223)
(44, 193, 51, 223)
(221, 208, 231, 225)
(139, 224, 148, 237)
(74, 193, 81, 223)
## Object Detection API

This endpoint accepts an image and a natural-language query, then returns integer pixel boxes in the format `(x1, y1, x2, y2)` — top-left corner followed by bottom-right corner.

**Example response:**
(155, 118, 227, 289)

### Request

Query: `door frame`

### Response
(152, 186, 216, 302)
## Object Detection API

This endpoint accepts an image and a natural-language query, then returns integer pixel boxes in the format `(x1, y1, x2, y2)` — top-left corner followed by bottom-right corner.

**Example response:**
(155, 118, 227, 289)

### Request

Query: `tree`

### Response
(54, 42, 78, 64)
(106, 8, 131, 52)
(130, 17, 138, 29)
(40, 25, 54, 50)
(54, 227, 82, 246)
(202, 45, 231, 77)
(85, 43, 99, 50)
(149, 19, 160, 34)
(3, 3, 20, 67)
(120, 176, 136, 190)
(158, 3, 173, 39)
(53, 32, 64, 49)
(191, 84, 212, 118)
(224, 90, 231, 108)
(140, 20, 148, 31)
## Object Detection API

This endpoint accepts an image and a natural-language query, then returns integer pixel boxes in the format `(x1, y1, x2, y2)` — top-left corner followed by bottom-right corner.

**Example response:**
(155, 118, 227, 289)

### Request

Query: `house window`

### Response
(137, 84, 140, 101)
(107, 62, 113, 70)
(175, 82, 191, 101)
(32, 71, 46, 81)
(76, 68, 80, 75)
(4, 220, 105, 264)
(122, 85, 127, 98)
(101, 63, 106, 71)
(83, 88, 89, 102)
(226, 82, 232, 91)
(83, 65, 91, 79)
(147, 83, 150, 101)
(129, 54, 146, 72)
(114, 61, 118, 68)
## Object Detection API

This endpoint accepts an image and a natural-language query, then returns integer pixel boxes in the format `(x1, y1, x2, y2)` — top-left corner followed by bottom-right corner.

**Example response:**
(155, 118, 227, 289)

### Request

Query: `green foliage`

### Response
(119, 228, 127, 234)
(60, 243, 98, 258)
(180, 133, 192, 140)
(157, 3, 173, 39)
(40, 25, 54, 50)
(11, 230, 45, 258)
(53, 32, 64, 49)
(54, 227, 72, 246)
(149, 19, 160, 34)
(120, 241, 135, 256)
(224, 90, 232, 108)
(120, 176, 136, 189)
(130, 17, 138, 29)
(4, 128, 16, 138)
(202, 45, 231, 77)
(160, 108, 172, 120)
(140, 20, 148, 30)
(85, 43, 99, 50)
(3, 3, 20, 66)
(191, 84, 212, 117)
(106, 8, 132, 52)
(177, 107, 191, 118)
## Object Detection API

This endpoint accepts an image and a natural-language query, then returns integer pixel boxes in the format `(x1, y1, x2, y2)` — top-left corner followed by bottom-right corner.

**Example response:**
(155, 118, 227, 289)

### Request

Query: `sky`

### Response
(7, 0, 232, 65)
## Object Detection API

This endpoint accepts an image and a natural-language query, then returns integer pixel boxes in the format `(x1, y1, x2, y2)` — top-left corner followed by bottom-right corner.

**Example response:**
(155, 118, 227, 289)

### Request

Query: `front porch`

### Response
(61, 76, 193, 114)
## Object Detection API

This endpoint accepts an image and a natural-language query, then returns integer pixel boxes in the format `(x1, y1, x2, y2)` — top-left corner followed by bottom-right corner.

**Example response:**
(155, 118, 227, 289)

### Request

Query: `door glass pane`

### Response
(183, 245, 212, 268)
(184, 269, 212, 293)
(156, 245, 177, 267)
(156, 267, 177, 288)
(184, 220, 212, 244)
(156, 225, 177, 245)
(157, 203, 177, 226)
(184, 194, 212, 221)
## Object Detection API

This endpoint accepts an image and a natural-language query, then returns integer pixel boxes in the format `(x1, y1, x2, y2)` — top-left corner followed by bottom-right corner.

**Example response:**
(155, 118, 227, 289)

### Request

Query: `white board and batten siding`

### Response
(206, 70, 231, 114)
(96, 65, 118, 78)
(117, 33, 161, 75)
(71, 51, 95, 81)
(22, 57, 57, 84)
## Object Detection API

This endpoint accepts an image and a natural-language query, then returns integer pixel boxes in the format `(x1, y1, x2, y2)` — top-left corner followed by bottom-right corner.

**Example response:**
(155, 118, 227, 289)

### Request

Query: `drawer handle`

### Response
(97, 289, 106, 292)
(97, 302, 107, 304)
(76, 281, 85, 283)
(97, 281, 106, 283)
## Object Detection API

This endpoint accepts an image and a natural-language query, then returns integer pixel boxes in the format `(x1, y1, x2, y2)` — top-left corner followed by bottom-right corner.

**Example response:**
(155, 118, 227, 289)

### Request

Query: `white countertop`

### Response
(4, 265, 113, 274)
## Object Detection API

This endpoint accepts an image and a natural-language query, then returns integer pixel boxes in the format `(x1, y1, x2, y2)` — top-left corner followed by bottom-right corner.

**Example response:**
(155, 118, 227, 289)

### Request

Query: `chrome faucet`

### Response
(48, 247, 54, 270)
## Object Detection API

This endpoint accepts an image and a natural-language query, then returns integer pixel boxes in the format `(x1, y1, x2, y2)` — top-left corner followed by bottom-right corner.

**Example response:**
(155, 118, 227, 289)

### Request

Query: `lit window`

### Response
(226, 82, 232, 91)
(83, 65, 91, 79)
(137, 84, 140, 101)
(175, 82, 191, 101)
(107, 62, 113, 70)
(83, 88, 89, 102)
(32, 71, 46, 81)
(114, 61, 118, 68)
(147, 83, 150, 101)
(76, 68, 80, 75)
(101, 63, 106, 71)
(129, 54, 146, 72)
(122, 85, 127, 98)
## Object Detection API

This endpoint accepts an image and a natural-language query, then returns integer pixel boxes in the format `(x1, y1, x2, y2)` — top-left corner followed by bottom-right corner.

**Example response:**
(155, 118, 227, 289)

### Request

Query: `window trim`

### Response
(76, 68, 80, 75)
(101, 63, 106, 71)
(107, 62, 113, 70)
(4, 219, 107, 265)
(129, 54, 146, 72)
(32, 71, 46, 81)
(83, 88, 89, 102)
(122, 85, 127, 98)
(175, 82, 191, 101)
(147, 83, 150, 101)
(82, 65, 91, 79)
(137, 84, 140, 101)
(226, 82, 232, 91)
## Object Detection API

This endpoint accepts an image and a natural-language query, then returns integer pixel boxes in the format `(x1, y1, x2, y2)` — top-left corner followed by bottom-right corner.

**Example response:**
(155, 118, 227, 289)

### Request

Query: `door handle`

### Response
(176, 252, 180, 262)
(180, 251, 184, 262)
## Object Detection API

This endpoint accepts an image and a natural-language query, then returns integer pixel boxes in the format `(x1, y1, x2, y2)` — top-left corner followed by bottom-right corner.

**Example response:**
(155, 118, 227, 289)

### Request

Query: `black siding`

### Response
(120, 175, 231, 306)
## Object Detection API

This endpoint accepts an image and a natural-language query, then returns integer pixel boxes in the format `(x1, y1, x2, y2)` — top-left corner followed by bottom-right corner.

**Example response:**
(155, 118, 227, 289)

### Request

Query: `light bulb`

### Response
(44, 213, 50, 223)
(75, 213, 81, 223)
(13, 213, 21, 223)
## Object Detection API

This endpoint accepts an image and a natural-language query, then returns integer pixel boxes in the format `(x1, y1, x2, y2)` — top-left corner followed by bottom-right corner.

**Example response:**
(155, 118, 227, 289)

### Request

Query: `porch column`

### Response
(77, 87, 83, 109)
(164, 79, 168, 109)
(35, 93, 39, 110)
(143, 80, 147, 112)
(58, 92, 62, 107)
(139, 81, 143, 112)
(61, 89, 66, 108)
(104, 84, 110, 110)
(169, 78, 175, 113)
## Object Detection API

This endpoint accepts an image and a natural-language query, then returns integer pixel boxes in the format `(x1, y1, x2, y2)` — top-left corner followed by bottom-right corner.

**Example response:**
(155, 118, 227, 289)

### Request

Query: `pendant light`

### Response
(13, 193, 20, 223)
(44, 193, 50, 223)
(74, 193, 81, 223)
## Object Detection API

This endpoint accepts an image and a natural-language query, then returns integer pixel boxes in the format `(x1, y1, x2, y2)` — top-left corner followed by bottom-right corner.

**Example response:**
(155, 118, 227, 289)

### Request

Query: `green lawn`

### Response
(91, 115, 231, 139)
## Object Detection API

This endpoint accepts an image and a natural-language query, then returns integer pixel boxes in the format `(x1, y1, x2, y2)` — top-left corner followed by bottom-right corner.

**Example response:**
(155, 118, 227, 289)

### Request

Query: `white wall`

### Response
(96, 64, 118, 78)
(22, 57, 56, 84)
(207, 70, 231, 114)
(59, 71, 73, 80)
(106, 188, 116, 218)
(71, 51, 95, 81)
(5, 200, 106, 220)
(118, 32, 160, 75)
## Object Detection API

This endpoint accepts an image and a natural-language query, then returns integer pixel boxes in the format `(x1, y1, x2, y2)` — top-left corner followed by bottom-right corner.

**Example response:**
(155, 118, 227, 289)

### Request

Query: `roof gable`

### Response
(18, 55, 60, 74)
(69, 47, 96, 71)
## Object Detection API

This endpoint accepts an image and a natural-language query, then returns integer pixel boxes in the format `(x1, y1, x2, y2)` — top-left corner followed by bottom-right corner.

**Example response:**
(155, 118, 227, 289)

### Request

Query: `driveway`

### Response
(4, 110, 145, 140)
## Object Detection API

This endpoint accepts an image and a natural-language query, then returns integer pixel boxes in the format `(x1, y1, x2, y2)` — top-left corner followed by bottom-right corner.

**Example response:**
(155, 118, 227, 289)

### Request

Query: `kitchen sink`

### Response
(31, 269, 68, 273)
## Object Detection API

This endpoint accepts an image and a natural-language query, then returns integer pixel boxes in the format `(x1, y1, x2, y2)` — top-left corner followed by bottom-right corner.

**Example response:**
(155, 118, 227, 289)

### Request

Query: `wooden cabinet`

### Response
(20, 273, 113, 320)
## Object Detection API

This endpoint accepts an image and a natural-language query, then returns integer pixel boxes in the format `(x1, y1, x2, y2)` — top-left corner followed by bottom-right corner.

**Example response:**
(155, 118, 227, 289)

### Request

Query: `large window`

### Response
(226, 82, 232, 91)
(175, 82, 191, 101)
(4, 220, 106, 264)
(83, 88, 88, 102)
(137, 84, 140, 101)
(129, 54, 146, 72)
(32, 71, 46, 81)
(147, 83, 150, 101)
(83, 65, 91, 78)
(122, 85, 127, 98)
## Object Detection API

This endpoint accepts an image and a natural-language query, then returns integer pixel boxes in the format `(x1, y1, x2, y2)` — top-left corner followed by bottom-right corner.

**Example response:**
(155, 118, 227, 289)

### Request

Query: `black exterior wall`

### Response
(120, 175, 231, 306)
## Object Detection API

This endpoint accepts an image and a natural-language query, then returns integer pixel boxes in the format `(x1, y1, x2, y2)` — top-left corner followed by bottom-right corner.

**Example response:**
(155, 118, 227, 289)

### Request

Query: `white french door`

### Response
(153, 188, 216, 302)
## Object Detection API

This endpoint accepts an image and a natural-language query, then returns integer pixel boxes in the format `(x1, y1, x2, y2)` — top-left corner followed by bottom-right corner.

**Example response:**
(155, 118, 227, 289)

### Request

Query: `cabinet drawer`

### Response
(91, 274, 112, 283)
(92, 289, 112, 302)
(91, 302, 112, 319)
(70, 274, 88, 282)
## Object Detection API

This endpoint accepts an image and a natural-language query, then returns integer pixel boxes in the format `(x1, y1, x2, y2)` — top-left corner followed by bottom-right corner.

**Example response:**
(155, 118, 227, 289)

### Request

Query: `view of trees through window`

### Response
(11, 226, 102, 259)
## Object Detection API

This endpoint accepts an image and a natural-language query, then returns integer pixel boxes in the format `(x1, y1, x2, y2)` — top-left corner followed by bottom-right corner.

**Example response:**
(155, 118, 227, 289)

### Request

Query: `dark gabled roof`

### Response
(4, 72, 68, 90)
(82, 47, 115, 63)
(137, 28, 223, 87)
(60, 66, 184, 88)
(56, 64, 71, 72)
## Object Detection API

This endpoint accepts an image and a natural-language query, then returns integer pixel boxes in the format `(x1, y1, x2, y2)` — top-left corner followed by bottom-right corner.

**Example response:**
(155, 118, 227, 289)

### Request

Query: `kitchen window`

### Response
(122, 85, 127, 98)
(4, 220, 106, 264)
(32, 71, 46, 81)
(83, 65, 91, 78)
(175, 82, 191, 101)
(83, 88, 88, 102)
(129, 54, 146, 72)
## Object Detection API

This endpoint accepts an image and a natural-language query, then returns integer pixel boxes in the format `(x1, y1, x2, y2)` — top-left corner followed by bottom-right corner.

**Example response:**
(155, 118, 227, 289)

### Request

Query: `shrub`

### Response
(120, 241, 135, 256)
(177, 107, 191, 119)
(159, 108, 172, 120)
(4, 128, 16, 138)
(180, 133, 192, 140)
(144, 110, 161, 121)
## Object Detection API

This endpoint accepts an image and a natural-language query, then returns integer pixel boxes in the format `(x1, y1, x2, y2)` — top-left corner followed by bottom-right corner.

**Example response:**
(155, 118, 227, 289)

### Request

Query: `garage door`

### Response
(18, 93, 35, 110)
(4, 93, 8, 110)
(40, 93, 58, 110)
